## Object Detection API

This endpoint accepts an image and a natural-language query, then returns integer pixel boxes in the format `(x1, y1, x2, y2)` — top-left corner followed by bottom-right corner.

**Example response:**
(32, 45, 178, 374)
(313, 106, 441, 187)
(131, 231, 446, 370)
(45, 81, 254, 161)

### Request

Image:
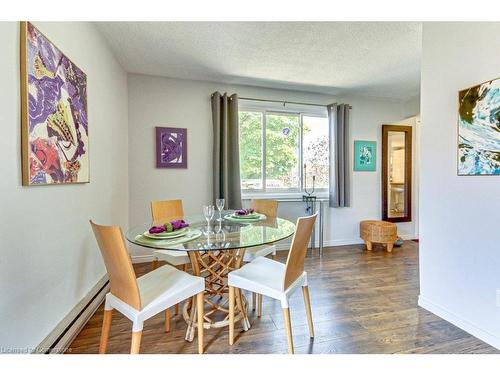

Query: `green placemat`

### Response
(224, 213, 267, 223)
(134, 229, 202, 247)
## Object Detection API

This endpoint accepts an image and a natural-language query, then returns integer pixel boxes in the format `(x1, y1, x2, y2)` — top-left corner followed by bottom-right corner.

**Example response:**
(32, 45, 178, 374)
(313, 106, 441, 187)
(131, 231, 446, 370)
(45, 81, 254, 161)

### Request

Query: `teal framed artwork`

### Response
(354, 141, 376, 171)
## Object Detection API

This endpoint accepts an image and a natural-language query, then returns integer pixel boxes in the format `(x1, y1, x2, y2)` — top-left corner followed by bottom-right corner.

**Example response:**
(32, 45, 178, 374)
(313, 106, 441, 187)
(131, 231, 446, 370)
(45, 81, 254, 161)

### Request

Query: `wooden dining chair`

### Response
(90, 220, 205, 354)
(228, 213, 317, 354)
(151, 199, 193, 326)
(250, 199, 279, 219)
(244, 199, 279, 315)
(151, 199, 184, 222)
(150, 199, 191, 270)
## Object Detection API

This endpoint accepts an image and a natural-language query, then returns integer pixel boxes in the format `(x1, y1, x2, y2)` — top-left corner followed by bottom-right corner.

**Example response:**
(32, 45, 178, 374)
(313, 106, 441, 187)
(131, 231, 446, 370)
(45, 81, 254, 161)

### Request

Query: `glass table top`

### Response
(125, 212, 295, 252)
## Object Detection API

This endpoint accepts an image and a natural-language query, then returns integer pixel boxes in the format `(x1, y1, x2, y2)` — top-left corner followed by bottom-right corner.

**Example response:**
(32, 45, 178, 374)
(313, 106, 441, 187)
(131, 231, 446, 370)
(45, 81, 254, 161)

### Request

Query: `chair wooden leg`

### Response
(196, 292, 204, 354)
(229, 286, 235, 345)
(257, 294, 263, 317)
(235, 288, 250, 330)
(282, 308, 294, 354)
(173, 264, 185, 315)
(99, 309, 113, 354)
(185, 296, 197, 342)
(252, 292, 256, 311)
(302, 286, 314, 338)
(130, 331, 142, 354)
(152, 259, 159, 270)
(164, 308, 171, 332)
(386, 243, 394, 253)
(174, 264, 186, 315)
(365, 241, 372, 251)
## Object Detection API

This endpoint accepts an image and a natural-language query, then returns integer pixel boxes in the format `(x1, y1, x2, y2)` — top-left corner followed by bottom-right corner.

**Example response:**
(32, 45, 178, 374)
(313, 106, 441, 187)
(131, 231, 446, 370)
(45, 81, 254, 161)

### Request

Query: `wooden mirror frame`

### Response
(382, 125, 412, 223)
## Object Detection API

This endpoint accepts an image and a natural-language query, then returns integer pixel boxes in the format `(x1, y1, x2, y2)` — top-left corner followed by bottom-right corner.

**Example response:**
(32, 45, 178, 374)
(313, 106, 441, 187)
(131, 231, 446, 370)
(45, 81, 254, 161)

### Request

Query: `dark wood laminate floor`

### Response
(68, 241, 498, 354)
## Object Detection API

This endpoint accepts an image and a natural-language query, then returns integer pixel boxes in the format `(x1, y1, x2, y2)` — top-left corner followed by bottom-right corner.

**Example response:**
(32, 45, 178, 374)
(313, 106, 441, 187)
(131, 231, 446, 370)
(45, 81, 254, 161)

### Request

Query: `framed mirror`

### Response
(382, 125, 412, 222)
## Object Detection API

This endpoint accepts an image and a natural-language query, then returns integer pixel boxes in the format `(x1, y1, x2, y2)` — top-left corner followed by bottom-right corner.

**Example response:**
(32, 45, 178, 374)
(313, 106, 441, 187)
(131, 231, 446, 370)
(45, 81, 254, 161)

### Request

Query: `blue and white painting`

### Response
(354, 140, 376, 171)
(458, 78, 500, 175)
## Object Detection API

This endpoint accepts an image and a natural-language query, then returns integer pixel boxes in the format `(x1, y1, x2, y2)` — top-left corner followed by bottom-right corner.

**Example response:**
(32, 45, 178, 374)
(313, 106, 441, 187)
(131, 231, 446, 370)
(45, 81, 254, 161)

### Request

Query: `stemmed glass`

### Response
(215, 220, 225, 244)
(203, 205, 215, 229)
(216, 198, 225, 222)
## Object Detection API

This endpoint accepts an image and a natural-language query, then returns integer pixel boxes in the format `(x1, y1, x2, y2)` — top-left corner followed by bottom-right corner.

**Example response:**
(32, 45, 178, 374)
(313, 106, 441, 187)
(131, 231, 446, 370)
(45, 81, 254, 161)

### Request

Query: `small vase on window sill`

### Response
(303, 164, 316, 198)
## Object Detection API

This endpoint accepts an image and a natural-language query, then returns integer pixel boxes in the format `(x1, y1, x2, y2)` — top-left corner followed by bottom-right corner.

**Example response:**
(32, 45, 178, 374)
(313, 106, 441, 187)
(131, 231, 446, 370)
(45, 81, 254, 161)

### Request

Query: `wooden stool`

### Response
(360, 220, 398, 252)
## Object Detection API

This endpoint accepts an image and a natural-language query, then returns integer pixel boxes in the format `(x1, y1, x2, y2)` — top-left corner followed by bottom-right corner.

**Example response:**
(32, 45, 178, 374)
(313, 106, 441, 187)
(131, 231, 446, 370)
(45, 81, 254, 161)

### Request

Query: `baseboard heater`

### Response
(37, 275, 110, 354)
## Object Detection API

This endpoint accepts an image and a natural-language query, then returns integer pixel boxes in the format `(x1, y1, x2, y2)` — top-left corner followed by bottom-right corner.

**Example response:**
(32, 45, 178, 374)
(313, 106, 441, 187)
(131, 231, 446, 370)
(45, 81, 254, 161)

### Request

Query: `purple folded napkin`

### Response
(234, 208, 255, 216)
(149, 226, 166, 234)
(149, 219, 189, 234)
(171, 219, 189, 230)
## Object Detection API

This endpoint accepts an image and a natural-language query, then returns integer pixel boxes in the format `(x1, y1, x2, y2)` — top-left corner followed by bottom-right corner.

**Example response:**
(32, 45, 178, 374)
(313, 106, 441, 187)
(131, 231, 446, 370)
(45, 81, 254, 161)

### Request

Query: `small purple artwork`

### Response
(156, 127, 187, 168)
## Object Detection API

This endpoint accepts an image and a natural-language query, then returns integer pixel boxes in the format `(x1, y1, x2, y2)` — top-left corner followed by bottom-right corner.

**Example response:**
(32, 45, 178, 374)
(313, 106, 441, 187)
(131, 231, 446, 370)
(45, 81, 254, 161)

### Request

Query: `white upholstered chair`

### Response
(90, 220, 205, 354)
(243, 199, 279, 315)
(228, 213, 317, 354)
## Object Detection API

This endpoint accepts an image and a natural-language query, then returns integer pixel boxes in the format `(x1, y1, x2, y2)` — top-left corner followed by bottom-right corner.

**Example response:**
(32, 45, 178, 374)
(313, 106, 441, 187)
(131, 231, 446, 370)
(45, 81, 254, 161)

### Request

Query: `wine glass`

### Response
(216, 198, 225, 221)
(215, 221, 225, 244)
(203, 205, 214, 228)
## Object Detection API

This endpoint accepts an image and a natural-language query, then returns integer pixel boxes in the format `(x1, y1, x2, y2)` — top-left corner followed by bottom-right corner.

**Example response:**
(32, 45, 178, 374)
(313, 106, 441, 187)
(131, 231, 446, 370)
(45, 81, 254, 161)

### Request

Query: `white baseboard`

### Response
(276, 235, 416, 251)
(275, 238, 363, 251)
(130, 240, 363, 262)
(400, 234, 418, 240)
(131, 236, 418, 263)
(37, 275, 109, 353)
(131, 254, 156, 263)
(418, 295, 500, 350)
(324, 238, 364, 247)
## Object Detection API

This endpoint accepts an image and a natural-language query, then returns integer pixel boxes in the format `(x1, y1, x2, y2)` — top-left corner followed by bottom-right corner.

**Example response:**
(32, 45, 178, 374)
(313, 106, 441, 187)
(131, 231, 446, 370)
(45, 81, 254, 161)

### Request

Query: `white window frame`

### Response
(239, 100, 329, 199)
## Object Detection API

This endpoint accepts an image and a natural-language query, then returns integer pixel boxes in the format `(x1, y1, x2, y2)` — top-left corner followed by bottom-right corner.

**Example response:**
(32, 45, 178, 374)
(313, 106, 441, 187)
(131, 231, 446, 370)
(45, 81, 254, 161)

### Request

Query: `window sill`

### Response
(242, 192, 329, 201)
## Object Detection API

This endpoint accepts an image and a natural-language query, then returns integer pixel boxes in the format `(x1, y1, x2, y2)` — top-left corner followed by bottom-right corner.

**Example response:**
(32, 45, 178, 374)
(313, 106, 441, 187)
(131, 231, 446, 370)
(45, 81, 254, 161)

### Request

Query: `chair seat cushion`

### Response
(106, 264, 204, 331)
(243, 244, 276, 262)
(137, 264, 204, 310)
(229, 256, 287, 298)
(154, 248, 190, 266)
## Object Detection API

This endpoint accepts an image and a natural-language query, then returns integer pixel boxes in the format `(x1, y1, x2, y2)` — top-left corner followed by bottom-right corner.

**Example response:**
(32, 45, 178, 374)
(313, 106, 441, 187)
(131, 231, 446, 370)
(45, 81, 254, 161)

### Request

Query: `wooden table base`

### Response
(183, 249, 250, 342)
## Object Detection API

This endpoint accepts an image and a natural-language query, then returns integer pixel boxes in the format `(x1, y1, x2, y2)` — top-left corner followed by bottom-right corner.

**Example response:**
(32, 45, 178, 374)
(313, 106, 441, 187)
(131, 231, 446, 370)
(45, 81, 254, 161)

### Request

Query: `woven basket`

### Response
(360, 220, 397, 243)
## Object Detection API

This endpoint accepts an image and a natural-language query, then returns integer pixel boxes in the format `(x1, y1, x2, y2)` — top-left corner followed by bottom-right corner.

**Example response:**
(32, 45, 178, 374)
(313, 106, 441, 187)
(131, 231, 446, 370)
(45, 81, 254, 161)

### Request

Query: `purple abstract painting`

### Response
(21, 22, 89, 185)
(156, 127, 187, 168)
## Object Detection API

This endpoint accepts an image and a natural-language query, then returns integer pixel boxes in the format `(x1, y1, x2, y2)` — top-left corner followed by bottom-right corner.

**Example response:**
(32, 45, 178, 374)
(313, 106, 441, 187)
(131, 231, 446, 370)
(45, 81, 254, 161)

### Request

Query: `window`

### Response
(302, 115, 329, 190)
(265, 113, 300, 190)
(239, 102, 329, 195)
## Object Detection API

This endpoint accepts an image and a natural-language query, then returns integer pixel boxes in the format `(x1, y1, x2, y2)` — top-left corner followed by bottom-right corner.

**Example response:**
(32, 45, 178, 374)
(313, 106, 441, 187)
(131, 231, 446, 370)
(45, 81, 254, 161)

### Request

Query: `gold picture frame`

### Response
(20, 21, 89, 186)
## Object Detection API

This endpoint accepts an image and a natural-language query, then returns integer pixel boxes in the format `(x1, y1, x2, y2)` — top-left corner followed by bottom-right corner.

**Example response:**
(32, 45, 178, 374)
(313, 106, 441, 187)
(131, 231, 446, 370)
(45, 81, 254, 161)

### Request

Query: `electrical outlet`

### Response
(496, 290, 500, 307)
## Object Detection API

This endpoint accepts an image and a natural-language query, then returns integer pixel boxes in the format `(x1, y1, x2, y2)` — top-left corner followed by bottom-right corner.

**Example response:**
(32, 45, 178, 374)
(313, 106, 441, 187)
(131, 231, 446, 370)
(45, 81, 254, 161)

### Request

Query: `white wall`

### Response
(0, 22, 129, 349)
(128, 74, 409, 258)
(402, 95, 421, 118)
(419, 22, 500, 348)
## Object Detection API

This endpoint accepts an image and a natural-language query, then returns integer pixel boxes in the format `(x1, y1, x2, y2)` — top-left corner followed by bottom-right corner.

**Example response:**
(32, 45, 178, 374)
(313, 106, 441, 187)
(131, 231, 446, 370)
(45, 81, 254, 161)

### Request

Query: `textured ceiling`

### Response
(96, 22, 421, 100)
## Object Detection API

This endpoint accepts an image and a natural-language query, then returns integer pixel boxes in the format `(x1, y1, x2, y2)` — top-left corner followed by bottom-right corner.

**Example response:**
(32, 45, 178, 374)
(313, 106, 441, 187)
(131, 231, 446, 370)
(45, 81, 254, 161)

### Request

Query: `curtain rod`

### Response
(238, 96, 352, 109)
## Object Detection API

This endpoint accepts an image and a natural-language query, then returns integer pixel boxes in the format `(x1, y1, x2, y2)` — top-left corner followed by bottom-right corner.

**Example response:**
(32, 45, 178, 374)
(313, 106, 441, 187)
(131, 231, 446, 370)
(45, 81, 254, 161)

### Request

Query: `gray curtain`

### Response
(328, 103, 351, 208)
(211, 92, 241, 209)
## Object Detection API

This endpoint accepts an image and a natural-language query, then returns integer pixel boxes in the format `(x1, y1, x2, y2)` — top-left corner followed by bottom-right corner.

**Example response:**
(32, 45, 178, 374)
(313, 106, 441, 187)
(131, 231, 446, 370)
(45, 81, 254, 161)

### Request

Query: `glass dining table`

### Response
(126, 211, 295, 342)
